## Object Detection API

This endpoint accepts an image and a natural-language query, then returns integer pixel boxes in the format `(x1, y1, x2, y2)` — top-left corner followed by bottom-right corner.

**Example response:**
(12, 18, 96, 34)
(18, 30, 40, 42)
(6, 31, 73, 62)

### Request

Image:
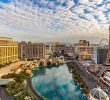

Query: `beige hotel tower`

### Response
(0, 37, 18, 65)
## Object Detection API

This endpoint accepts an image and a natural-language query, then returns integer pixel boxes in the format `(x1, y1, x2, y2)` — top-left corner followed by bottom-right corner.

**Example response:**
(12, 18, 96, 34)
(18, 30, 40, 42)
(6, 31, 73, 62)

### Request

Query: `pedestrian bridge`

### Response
(98, 67, 110, 77)
(106, 67, 110, 71)
(0, 79, 13, 85)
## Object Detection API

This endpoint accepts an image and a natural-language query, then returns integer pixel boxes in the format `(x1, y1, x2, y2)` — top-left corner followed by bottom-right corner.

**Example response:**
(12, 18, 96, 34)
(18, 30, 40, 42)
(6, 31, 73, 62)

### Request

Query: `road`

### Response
(74, 60, 110, 97)
(72, 61, 97, 89)
(0, 86, 11, 100)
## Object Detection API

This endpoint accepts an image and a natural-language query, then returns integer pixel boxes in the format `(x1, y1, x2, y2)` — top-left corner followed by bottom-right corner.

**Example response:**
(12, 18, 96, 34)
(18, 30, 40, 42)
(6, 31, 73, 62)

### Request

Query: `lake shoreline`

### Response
(32, 63, 87, 100)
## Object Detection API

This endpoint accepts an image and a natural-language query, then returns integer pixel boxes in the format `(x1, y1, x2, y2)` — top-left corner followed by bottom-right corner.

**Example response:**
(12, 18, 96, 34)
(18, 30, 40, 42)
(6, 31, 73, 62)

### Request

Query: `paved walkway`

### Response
(0, 86, 11, 100)
(0, 61, 32, 78)
(26, 78, 44, 100)
(0, 61, 33, 100)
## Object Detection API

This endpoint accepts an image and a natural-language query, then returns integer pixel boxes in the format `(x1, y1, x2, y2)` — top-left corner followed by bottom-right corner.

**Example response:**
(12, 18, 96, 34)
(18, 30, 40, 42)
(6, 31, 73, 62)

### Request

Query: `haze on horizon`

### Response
(0, 0, 110, 43)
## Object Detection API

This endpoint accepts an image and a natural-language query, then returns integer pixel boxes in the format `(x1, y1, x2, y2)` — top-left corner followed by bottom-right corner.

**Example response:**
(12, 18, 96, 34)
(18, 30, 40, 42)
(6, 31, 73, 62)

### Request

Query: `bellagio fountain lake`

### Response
(32, 64, 87, 100)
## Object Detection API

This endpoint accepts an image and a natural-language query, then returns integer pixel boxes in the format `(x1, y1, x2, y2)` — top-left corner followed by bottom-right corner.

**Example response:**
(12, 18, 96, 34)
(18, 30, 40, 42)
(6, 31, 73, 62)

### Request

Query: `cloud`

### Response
(0, 0, 109, 43)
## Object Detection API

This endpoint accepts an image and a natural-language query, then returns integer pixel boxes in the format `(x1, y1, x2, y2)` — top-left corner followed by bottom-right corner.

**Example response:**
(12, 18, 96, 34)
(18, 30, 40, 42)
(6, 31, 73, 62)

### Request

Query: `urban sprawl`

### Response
(0, 28, 110, 100)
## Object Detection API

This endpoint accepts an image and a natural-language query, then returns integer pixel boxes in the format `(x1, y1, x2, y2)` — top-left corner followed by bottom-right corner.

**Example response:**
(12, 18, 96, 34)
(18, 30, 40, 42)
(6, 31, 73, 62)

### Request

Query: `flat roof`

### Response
(0, 37, 12, 39)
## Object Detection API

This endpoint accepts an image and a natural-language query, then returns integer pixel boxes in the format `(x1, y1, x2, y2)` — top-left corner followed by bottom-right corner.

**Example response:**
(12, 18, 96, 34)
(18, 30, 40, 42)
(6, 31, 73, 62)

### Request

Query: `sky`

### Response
(0, 0, 110, 43)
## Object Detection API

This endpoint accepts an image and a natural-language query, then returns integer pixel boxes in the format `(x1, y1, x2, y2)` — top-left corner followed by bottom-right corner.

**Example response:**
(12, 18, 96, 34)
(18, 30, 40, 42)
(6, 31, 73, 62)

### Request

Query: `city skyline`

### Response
(0, 0, 110, 43)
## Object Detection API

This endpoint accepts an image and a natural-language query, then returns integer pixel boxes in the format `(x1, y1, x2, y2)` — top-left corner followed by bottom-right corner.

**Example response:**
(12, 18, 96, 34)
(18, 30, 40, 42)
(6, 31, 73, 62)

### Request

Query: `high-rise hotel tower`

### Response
(0, 37, 18, 65)
(18, 41, 45, 60)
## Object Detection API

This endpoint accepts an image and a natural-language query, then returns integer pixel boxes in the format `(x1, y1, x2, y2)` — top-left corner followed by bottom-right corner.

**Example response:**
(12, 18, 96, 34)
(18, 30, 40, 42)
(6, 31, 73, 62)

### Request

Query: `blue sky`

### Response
(0, 0, 10, 3)
(0, 0, 110, 43)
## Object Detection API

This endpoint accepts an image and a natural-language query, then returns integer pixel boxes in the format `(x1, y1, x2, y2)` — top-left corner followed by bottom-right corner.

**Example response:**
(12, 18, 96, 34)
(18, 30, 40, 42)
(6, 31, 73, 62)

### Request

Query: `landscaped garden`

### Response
(1, 70, 36, 100)
(67, 62, 90, 94)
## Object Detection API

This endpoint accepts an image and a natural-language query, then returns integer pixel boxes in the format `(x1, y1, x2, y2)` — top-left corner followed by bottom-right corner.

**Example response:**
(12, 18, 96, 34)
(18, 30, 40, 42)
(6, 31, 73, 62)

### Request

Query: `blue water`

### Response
(32, 64, 87, 100)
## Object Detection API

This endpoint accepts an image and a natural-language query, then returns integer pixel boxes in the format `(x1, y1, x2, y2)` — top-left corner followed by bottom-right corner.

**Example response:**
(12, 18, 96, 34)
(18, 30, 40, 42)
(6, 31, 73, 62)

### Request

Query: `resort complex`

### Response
(0, 37, 18, 66)
(0, 0, 110, 100)
(0, 33, 110, 100)
(18, 41, 45, 60)
(0, 34, 110, 100)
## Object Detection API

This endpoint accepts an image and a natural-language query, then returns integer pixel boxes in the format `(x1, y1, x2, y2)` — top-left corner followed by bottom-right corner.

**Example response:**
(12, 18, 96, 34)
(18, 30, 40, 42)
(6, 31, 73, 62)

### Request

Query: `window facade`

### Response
(0, 37, 18, 65)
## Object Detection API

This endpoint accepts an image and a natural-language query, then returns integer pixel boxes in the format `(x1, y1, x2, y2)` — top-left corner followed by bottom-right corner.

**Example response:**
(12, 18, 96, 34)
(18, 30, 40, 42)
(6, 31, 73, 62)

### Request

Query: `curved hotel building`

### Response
(0, 37, 18, 65)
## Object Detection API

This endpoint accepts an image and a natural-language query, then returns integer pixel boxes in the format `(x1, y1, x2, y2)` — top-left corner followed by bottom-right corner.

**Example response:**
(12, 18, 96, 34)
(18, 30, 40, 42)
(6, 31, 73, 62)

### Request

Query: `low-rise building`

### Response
(103, 71, 110, 83)
(88, 64, 99, 74)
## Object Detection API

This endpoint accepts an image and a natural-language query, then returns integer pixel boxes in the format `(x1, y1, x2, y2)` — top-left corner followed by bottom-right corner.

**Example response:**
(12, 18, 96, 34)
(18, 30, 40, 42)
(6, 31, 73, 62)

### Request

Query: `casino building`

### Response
(0, 37, 18, 65)
(18, 41, 45, 60)
(74, 40, 98, 61)
(88, 87, 109, 100)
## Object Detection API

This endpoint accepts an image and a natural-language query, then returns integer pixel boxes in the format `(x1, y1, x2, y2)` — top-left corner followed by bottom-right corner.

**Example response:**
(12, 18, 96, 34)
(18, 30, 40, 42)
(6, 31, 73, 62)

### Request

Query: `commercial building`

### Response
(18, 41, 45, 60)
(97, 47, 108, 64)
(45, 45, 51, 54)
(88, 87, 109, 100)
(52, 42, 75, 58)
(0, 37, 18, 65)
(45, 45, 52, 59)
(76, 40, 89, 46)
(98, 26, 110, 77)
(103, 71, 110, 83)
(88, 64, 99, 74)
(74, 40, 98, 61)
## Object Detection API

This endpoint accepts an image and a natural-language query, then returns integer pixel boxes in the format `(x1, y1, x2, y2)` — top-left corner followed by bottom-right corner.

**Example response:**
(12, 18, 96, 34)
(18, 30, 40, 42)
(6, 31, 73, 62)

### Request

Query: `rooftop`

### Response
(0, 37, 12, 39)
(89, 87, 109, 100)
